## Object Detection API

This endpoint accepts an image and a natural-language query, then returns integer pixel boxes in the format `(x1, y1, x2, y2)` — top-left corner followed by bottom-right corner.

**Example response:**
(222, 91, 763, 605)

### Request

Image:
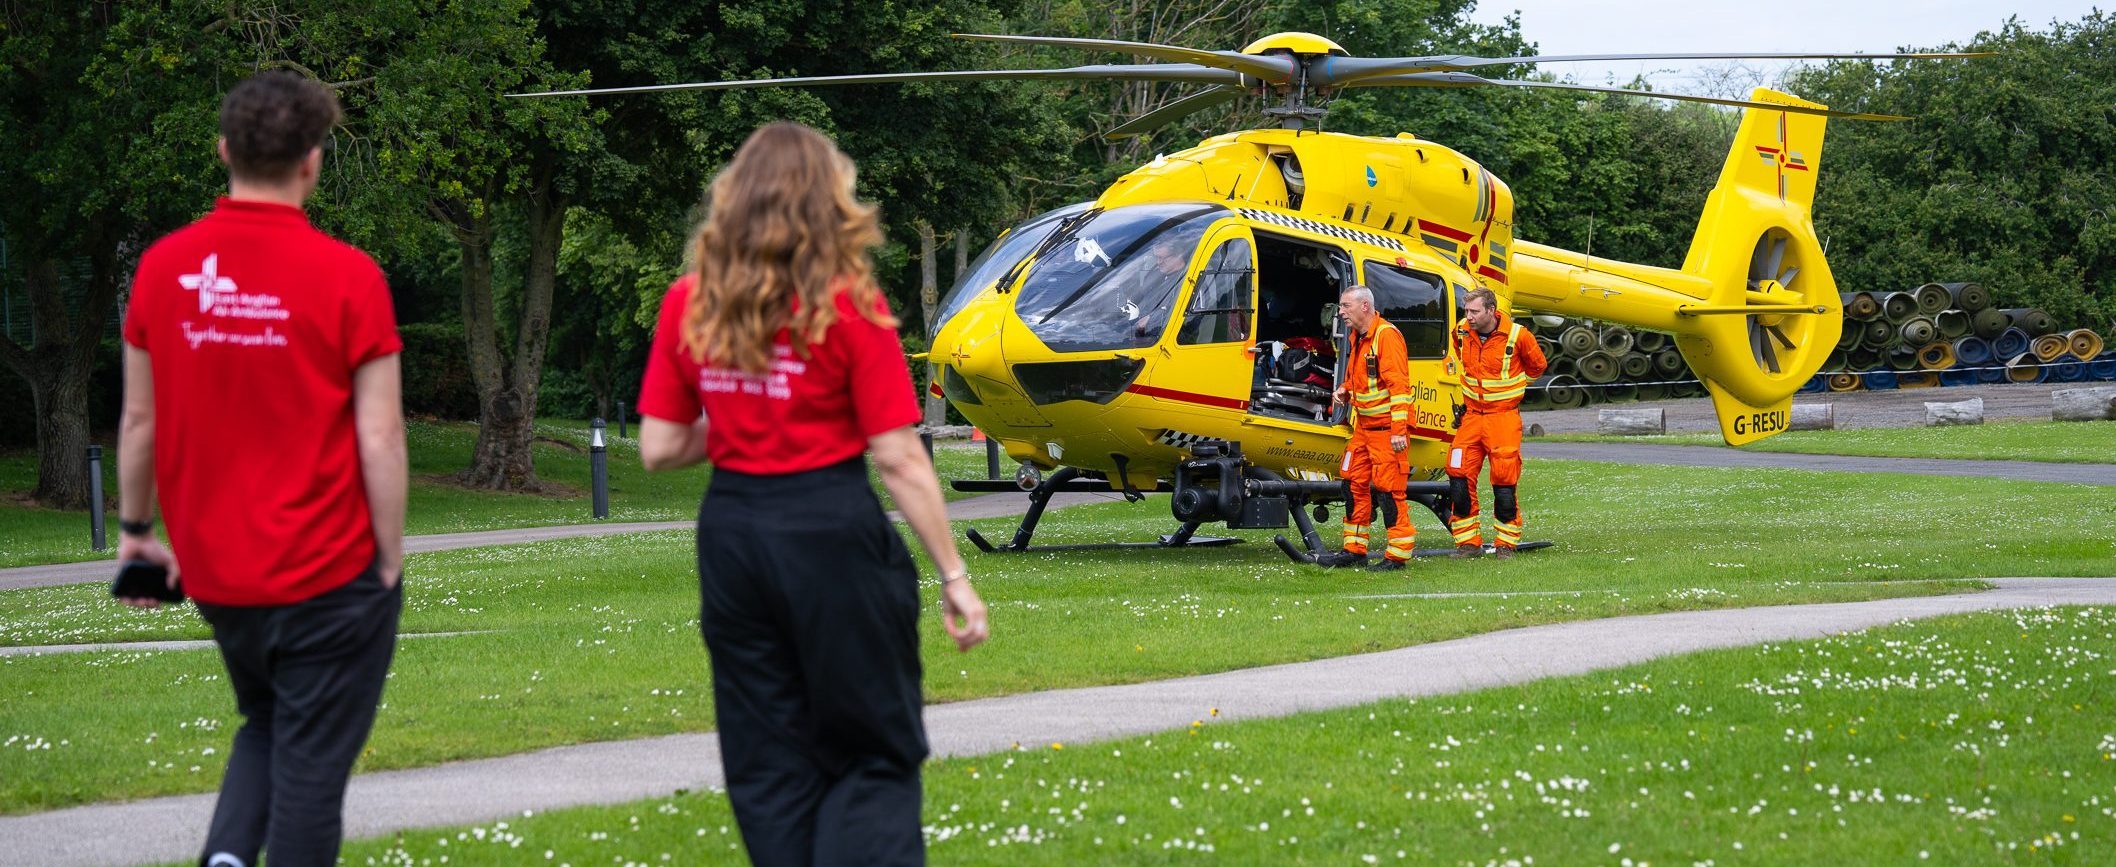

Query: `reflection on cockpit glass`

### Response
(930, 201, 1092, 337)
(1014, 204, 1224, 352)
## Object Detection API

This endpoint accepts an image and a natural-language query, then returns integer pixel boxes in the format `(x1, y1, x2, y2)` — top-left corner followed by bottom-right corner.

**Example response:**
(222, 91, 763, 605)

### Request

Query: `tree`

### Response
(0, 2, 244, 508)
(347, 0, 596, 491)
(1788, 13, 2116, 325)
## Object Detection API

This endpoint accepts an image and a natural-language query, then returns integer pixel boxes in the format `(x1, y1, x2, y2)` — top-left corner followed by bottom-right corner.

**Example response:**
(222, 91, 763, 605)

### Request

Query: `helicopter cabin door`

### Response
(1138, 222, 1257, 423)
(1360, 258, 1456, 469)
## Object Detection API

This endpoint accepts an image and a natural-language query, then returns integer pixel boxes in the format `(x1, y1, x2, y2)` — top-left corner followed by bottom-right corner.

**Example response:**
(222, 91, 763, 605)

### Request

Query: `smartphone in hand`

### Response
(112, 560, 184, 604)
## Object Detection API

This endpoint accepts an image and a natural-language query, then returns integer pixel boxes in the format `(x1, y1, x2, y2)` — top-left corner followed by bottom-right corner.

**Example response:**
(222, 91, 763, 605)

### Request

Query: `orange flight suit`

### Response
(1447, 310, 1547, 550)
(1339, 317, 1416, 562)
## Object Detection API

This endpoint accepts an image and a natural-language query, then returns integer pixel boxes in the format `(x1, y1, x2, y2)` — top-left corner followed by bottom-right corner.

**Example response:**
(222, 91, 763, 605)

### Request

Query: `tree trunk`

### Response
(1596, 407, 1665, 436)
(1788, 402, 1836, 431)
(27, 362, 94, 509)
(954, 229, 970, 288)
(453, 154, 567, 492)
(1924, 398, 1984, 426)
(917, 221, 946, 427)
(457, 174, 567, 491)
(2052, 387, 2116, 422)
(1, 247, 123, 510)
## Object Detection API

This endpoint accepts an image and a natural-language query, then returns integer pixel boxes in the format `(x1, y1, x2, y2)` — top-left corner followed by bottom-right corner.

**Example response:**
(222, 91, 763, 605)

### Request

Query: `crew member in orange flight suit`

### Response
(1447, 287, 1547, 559)
(1322, 285, 1418, 572)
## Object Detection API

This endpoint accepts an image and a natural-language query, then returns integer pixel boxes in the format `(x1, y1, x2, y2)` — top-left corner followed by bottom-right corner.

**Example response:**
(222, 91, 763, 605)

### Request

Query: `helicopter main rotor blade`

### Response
(954, 33, 1294, 82)
(512, 64, 1243, 98)
(1104, 86, 1242, 140)
(1349, 72, 1910, 121)
(1319, 50, 1991, 84)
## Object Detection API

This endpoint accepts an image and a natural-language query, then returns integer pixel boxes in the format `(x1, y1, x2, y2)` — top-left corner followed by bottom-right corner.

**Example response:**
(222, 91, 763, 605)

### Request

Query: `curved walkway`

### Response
(0, 491, 1116, 592)
(1524, 441, 2116, 485)
(8, 577, 2114, 866)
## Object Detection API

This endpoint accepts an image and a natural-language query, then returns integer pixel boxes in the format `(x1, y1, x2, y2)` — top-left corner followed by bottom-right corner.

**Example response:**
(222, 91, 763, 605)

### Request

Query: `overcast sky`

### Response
(1467, 1, 2104, 91)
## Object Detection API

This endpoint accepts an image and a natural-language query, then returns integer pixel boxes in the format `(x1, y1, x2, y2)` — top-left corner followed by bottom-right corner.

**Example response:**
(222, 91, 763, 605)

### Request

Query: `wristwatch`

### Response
(120, 518, 155, 538)
(941, 569, 971, 586)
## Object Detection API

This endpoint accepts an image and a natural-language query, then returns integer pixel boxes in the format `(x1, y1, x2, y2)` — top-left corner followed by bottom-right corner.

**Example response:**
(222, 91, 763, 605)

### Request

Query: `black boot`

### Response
(1365, 558, 1406, 572)
(1316, 550, 1368, 568)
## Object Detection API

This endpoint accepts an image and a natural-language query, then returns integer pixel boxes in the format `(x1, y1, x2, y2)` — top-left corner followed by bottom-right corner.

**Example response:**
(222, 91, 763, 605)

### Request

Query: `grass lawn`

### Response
(0, 420, 992, 569)
(336, 606, 2116, 865)
(1545, 418, 2116, 464)
(5, 459, 2113, 813)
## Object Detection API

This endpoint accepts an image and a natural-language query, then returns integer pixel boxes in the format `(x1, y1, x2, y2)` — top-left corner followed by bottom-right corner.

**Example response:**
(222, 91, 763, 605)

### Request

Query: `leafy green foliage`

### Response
(1790, 13, 2116, 326)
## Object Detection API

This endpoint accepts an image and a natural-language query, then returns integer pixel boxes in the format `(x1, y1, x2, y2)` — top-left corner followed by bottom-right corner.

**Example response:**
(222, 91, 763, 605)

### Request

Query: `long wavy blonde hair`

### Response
(682, 122, 894, 373)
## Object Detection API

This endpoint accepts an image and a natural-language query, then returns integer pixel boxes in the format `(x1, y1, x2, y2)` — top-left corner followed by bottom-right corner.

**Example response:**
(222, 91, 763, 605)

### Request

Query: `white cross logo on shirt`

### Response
(178, 254, 237, 313)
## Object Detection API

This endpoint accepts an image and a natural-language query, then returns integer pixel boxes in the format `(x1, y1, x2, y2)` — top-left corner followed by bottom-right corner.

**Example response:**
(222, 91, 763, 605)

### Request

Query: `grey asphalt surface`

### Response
(1519, 381, 2080, 434)
(7, 577, 2114, 866)
(1523, 441, 2116, 485)
(0, 491, 1117, 592)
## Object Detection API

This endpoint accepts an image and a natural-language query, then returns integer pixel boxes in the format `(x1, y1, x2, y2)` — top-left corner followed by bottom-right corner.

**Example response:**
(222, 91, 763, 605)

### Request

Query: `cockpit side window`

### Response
(1178, 238, 1253, 345)
(1014, 204, 1223, 353)
(1364, 261, 1449, 359)
(931, 201, 1092, 337)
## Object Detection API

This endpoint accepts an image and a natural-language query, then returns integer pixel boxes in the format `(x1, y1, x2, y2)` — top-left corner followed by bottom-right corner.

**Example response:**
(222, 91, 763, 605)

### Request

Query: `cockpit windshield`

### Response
(1013, 203, 1225, 353)
(929, 201, 1093, 337)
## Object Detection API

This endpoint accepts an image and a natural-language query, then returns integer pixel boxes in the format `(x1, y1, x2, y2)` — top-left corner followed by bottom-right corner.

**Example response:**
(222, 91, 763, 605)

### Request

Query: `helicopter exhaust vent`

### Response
(1238, 208, 1405, 252)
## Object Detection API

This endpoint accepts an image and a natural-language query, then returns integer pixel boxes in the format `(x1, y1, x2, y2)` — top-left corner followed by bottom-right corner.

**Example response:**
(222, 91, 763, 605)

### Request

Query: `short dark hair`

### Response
(1464, 287, 1499, 312)
(219, 71, 341, 182)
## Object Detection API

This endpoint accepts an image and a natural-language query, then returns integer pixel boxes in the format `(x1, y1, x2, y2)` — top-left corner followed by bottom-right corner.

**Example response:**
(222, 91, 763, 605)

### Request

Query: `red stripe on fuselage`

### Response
(1125, 383, 1250, 411)
(1416, 219, 1473, 243)
(1476, 265, 1509, 284)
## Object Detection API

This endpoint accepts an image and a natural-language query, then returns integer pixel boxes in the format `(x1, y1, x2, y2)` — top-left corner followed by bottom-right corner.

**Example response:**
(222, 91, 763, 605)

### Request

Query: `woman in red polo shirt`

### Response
(637, 121, 988, 866)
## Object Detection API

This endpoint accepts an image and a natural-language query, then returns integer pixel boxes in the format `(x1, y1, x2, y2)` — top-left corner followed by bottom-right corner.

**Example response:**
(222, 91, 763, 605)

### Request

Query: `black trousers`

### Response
(193, 564, 402, 867)
(697, 459, 929, 867)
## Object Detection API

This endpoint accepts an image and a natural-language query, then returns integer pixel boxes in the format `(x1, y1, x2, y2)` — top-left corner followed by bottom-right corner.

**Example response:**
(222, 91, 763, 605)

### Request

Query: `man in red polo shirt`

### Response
(116, 71, 406, 867)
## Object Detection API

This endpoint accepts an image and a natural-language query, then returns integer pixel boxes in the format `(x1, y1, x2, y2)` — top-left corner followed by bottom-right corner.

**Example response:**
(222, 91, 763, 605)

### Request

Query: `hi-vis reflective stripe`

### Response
(1461, 324, 1529, 401)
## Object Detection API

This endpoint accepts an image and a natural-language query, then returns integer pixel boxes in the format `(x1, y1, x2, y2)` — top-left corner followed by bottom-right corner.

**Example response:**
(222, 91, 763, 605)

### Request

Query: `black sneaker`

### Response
(1365, 558, 1406, 572)
(1316, 550, 1368, 568)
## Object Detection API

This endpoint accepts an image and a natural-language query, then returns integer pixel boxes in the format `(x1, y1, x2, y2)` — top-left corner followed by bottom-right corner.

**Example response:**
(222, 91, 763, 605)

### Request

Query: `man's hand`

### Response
(115, 533, 181, 609)
(940, 577, 989, 652)
(378, 560, 403, 590)
(1391, 434, 1409, 452)
(1332, 385, 1349, 407)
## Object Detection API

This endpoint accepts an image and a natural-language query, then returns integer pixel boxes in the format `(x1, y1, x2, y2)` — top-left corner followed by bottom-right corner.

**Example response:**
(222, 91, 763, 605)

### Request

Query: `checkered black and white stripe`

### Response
(1240, 208, 1407, 253)
(1156, 429, 1222, 450)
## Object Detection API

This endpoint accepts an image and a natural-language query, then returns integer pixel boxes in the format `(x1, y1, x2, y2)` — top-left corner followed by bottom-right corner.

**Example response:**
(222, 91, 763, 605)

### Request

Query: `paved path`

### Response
(1524, 441, 2116, 485)
(1520, 381, 2078, 434)
(8, 577, 2115, 866)
(0, 631, 492, 659)
(0, 491, 1116, 592)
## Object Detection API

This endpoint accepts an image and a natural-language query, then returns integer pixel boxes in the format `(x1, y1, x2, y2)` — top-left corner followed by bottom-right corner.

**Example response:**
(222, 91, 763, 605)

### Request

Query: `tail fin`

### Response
(1676, 88, 1843, 445)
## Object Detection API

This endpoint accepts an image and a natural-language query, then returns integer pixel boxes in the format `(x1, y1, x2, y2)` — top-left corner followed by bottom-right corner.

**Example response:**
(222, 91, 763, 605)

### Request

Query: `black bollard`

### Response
(616, 400, 628, 439)
(985, 435, 1000, 480)
(87, 445, 107, 551)
(920, 429, 934, 460)
(589, 418, 609, 520)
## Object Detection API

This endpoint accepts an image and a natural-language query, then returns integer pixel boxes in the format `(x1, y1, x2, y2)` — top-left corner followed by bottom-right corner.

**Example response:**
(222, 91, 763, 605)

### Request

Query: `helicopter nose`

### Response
(942, 320, 1006, 383)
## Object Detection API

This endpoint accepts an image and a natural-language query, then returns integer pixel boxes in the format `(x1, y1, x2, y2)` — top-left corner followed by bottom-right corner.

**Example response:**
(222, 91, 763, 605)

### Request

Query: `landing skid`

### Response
(964, 466, 1247, 554)
(1274, 537, 1557, 564)
(966, 528, 1240, 554)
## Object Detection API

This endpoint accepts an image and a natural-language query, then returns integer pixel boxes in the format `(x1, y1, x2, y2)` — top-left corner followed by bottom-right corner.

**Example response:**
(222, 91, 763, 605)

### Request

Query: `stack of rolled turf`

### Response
(1812, 282, 2114, 393)
(1517, 281, 2114, 410)
(1516, 314, 1703, 410)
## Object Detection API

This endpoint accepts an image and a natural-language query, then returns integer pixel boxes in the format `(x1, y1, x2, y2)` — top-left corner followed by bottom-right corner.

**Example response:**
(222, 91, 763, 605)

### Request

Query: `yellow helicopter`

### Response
(526, 32, 1978, 561)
